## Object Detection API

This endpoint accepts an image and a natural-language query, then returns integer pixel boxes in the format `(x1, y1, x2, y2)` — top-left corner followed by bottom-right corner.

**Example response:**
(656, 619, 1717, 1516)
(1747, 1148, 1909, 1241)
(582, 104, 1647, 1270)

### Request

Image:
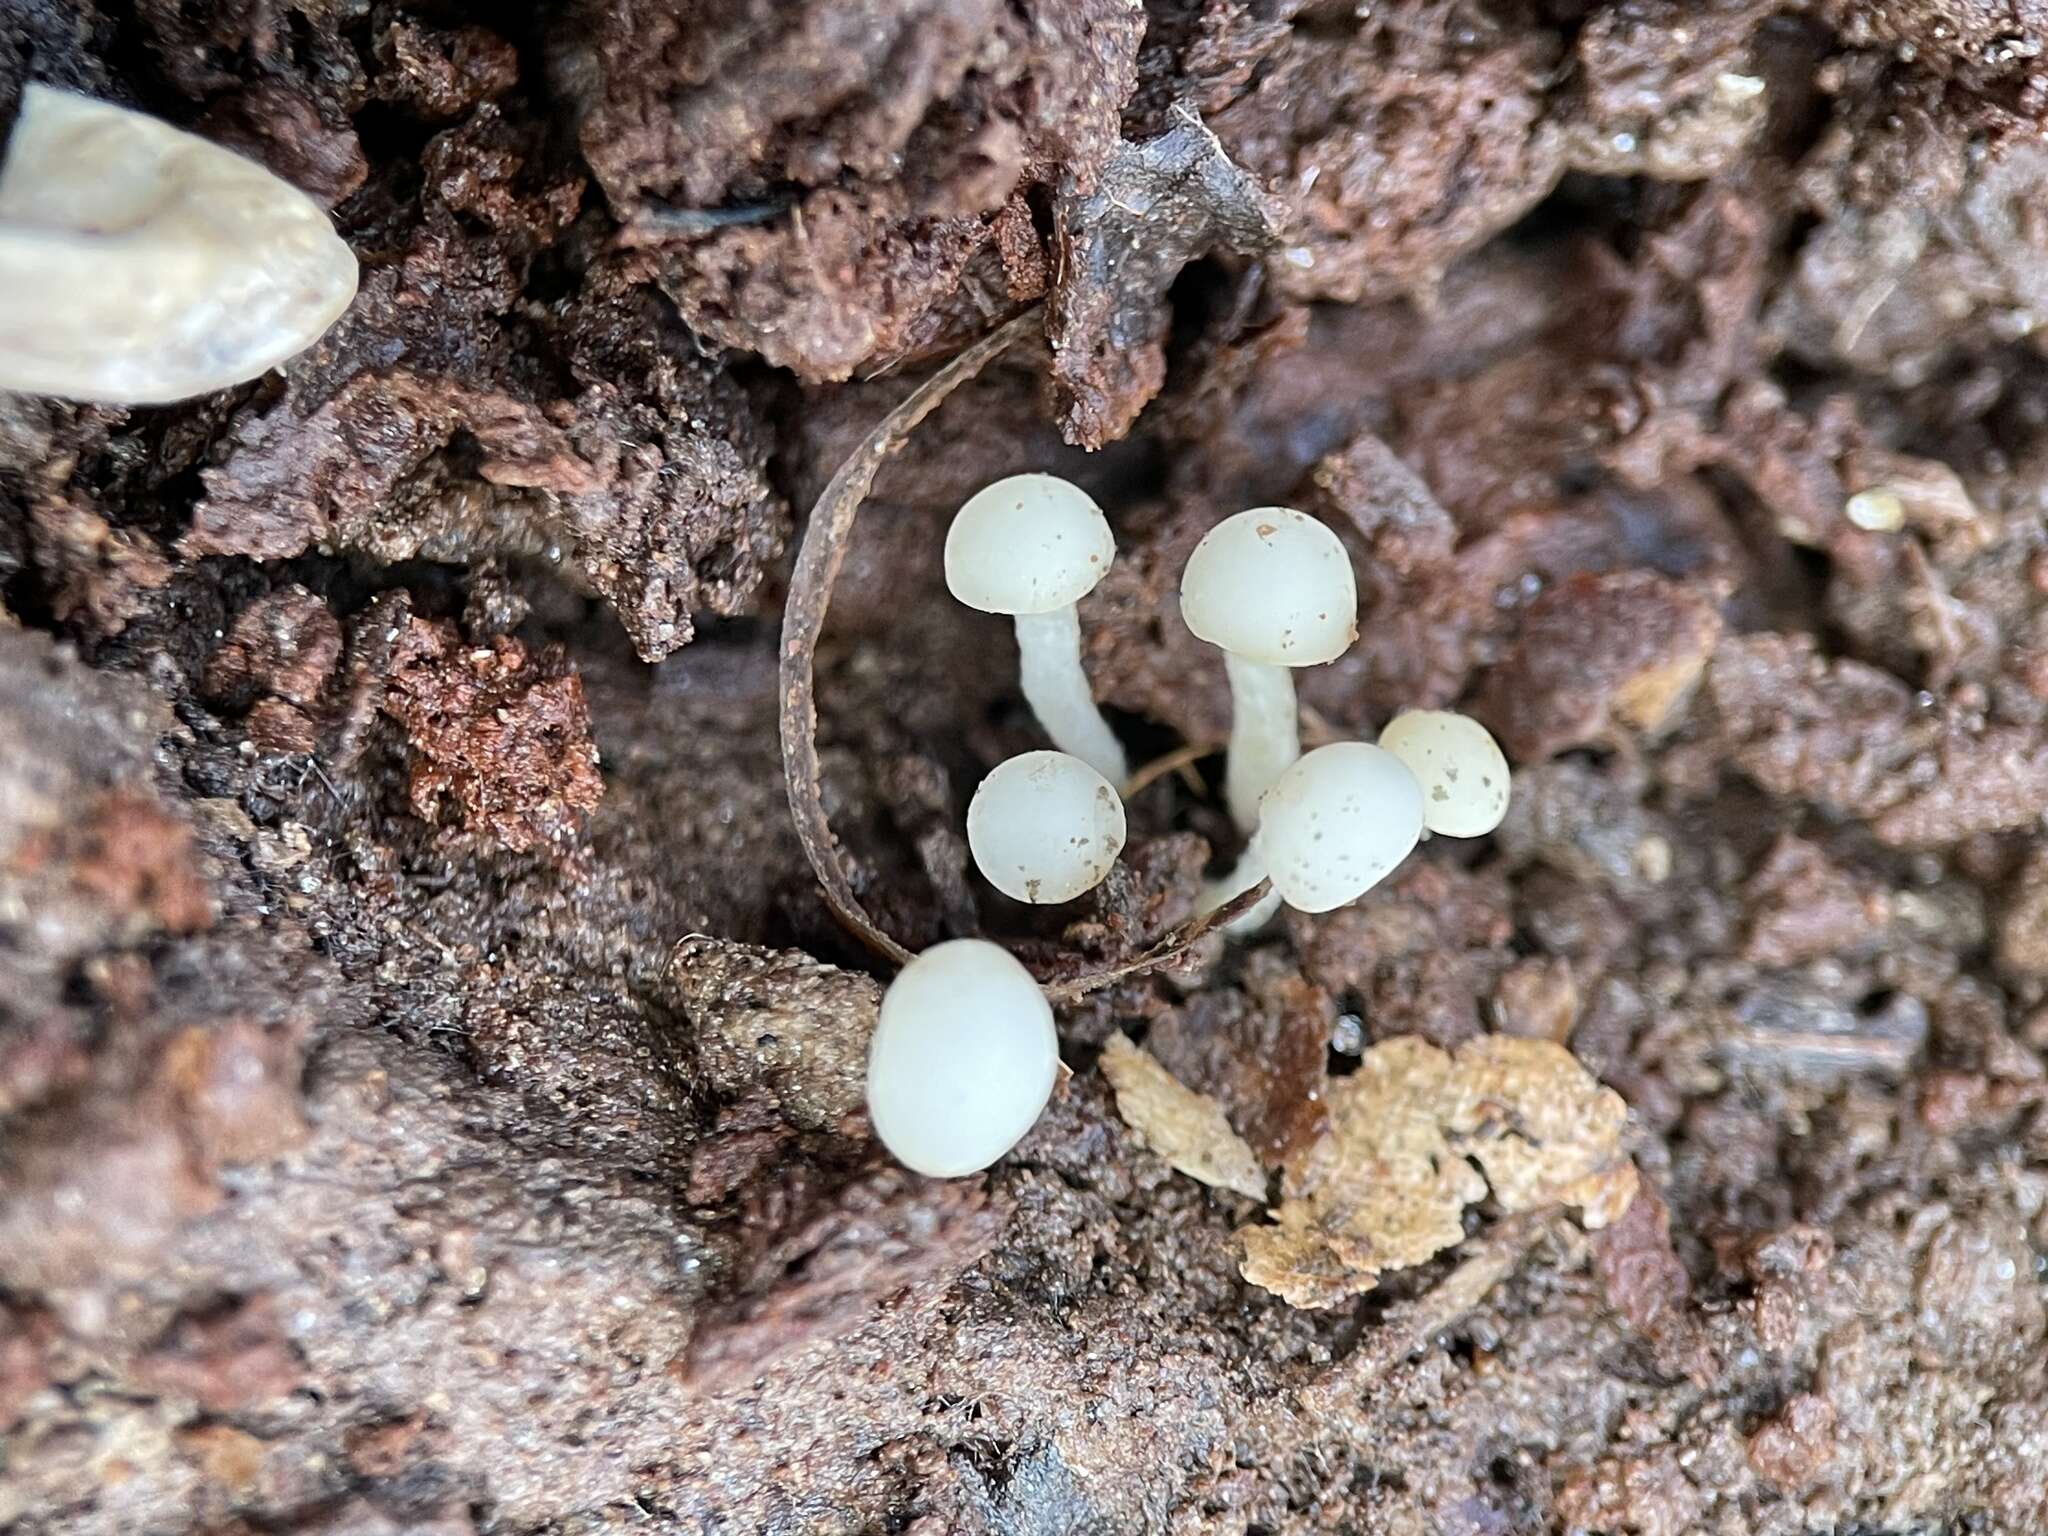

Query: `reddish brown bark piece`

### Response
(1872, 727, 2048, 849)
(374, 22, 521, 121)
(185, 375, 596, 562)
(1741, 836, 1892, 969)
(1748, 1393, 1838, 1491)
(194, 78, 369, 207)
(204, 584, 344, 715)
(1307, 430, 1457, 582)
(1704, 632, 1927, 819)
(1212, 13, 1564, 305)
(380, 619, 603, 853)
(563, 0, 1141, 380)
(177, 99, 779, 664)
(25, 499, 171, 639)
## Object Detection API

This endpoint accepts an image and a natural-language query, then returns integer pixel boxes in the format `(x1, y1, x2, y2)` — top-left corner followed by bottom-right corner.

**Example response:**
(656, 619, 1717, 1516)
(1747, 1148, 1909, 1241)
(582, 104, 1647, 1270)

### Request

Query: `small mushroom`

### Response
(1179, 507, 1357, 831)
(966, 750, 1127, 904)
(945, 474, 1127, 783)
(0, 84, 359, 403)
(1245, 742, 1425, 913)
(1378, 709, 1511, 837)
(865, 939, 1059, 1177)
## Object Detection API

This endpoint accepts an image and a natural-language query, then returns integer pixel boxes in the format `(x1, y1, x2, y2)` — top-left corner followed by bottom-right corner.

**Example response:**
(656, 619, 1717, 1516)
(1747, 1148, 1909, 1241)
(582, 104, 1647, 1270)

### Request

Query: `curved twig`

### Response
(780, 307, 1044, 966)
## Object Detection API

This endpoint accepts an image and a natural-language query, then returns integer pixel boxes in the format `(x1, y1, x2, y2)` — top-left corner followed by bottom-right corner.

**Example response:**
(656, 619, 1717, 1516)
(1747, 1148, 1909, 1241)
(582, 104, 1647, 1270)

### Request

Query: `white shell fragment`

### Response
(967, 750, 1126, 904)
(1254, 742, 1425, 913)
(0, 84, 359, 404)
(945, 473, 1116, 616)
(1179, 507, 1357, 666)
(866, 939, 1059, 1178)
(1378, 709, 1512, 838)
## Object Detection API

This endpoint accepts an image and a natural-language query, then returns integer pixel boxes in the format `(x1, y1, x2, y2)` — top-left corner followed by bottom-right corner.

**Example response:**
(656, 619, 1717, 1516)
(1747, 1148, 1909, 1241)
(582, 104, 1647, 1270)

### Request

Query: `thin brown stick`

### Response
(1119, 738, 1222, 799)
(1042, 878, 1272, 1004)
(780, 307, 1043, 966)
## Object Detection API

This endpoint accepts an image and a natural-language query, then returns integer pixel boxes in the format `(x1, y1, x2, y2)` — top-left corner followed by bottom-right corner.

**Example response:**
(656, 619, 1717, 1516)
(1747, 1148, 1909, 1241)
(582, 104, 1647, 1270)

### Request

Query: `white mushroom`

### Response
(865, 939, 1059, 1177)
(0, 84, 359, 404)
(1237, 742, 1424, 914)
(1179, 507, 1357, 831)
(1378, 709, 1512, 837)
(945, 473, 1127, 783)
(966, 750, 1126, 904)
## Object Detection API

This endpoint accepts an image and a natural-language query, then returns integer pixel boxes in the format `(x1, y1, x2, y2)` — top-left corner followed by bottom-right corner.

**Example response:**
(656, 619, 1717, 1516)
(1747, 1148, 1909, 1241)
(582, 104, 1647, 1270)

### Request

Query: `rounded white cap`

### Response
(944, 474, 1116, 616)
(966, 750, 1126, 904)
(1254, 742, 1424, 913)
(1179, 507, 1357, 666)
(866, 939, 1059, 1177)
(0, 85, 358, 404)
(1378, 710, 1511, 837)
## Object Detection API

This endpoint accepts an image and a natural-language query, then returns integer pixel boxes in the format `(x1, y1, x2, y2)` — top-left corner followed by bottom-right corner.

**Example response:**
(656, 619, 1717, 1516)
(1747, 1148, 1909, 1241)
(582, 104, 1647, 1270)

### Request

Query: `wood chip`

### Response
(1239, 1035, 1636, 1308)
(1099, 1034, 1267, 1200)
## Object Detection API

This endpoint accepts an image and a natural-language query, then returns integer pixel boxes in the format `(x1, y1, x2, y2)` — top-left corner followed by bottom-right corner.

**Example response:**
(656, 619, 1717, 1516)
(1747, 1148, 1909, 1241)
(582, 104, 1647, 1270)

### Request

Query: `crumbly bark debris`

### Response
(378, 617, 603, 853)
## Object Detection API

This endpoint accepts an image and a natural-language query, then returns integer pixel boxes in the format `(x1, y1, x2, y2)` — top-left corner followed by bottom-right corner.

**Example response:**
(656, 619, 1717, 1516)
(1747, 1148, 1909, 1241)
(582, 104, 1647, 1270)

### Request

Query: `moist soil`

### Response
(6, 3, 2048, 1533)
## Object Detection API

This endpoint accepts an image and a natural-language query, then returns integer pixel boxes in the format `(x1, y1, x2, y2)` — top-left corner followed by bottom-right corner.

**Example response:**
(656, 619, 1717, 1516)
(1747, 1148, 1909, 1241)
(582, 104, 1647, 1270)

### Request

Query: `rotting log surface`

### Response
(8, 2, 2048, 1533)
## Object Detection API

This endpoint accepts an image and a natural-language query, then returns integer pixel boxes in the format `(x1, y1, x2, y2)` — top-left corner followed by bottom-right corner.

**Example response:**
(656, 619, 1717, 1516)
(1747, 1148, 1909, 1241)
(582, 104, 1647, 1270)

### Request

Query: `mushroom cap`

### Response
(866, 939, 1059, 1177)
(944, 473, 1116, 616)
(1378, 709, 1512, 838)
(0, 85, 359, 404)
(1254, 742, 1424, 913)
(1179, 507, 1357, 666)
(967, 750, 1127, 904)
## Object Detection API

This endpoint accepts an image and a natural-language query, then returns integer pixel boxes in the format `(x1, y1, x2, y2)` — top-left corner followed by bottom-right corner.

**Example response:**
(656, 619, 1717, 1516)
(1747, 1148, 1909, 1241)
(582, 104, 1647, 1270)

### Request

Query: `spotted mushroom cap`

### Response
(966, 750, 1127, 904)
(945, 473, 1116, 616)
(1378, 709, 1512, 838)
(1254, 742, 1424, 913)
(1178, 507, 1357, 666)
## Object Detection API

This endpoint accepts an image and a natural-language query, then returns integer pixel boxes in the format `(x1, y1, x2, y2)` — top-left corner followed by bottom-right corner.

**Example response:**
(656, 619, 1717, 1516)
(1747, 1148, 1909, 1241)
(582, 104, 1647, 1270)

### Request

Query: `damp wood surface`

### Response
(7, 3, 2048, 1534)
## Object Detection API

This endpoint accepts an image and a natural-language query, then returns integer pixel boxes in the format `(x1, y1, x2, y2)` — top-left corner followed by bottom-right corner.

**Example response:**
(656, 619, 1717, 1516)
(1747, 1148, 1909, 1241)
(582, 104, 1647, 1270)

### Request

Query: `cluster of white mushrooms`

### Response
(0, 84, 358, 403)
(868, 475, 1514, 1178)
(0, 82, 1505, 1188)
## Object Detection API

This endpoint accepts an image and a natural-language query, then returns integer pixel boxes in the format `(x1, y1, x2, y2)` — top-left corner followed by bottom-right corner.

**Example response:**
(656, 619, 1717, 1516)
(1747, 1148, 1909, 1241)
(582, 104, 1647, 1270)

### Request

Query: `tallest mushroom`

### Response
(946, 474, 1128, 783)
(1180, 507, 1357, 831)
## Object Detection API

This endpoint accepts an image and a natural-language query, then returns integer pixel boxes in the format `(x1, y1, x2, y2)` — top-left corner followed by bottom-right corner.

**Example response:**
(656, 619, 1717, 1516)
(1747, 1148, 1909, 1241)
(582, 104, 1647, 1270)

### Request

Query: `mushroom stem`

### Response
(1223, 651, 1298, 833)
(1199, 841, 1284, 934)
(1014, 605, 1128, 784)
